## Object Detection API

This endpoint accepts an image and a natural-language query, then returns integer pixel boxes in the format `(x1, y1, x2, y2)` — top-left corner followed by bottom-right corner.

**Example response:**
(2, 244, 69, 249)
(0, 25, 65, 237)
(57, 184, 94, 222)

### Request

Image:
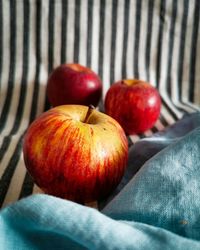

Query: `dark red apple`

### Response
(47, 63, 102, 107)
(23, 105, 128, 203)
(105, 79, 161, 134)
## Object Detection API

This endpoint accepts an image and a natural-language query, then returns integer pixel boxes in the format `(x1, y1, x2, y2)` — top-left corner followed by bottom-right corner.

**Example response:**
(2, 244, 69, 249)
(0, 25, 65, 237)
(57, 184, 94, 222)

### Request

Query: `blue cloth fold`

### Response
(99, 112, 200, 208)
(0, 115, 200, 249)
(103, 127, 200, 240)
(1, 194, 200, 250)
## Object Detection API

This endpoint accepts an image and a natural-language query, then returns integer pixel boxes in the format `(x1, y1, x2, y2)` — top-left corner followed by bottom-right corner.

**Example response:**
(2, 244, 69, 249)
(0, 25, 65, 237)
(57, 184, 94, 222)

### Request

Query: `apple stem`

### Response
(84, 105, 95, 123)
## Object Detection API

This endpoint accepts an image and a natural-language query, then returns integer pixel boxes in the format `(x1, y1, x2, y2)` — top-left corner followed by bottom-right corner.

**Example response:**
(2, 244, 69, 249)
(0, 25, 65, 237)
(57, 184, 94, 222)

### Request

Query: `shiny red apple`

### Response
(23, 105, 128, 203)
(47, 63, 102, 107)
(105, 79, 161, 134)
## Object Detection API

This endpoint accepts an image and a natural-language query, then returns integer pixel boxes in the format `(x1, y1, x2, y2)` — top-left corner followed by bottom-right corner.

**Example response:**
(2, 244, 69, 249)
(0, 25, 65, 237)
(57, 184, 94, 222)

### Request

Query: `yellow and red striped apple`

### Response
(23, 105, 128, 203)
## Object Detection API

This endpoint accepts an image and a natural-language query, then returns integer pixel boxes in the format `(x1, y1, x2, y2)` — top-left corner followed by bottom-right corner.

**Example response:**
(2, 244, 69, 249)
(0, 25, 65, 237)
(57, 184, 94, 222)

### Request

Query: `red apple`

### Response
(46, 63, 102, 107)
(23, 105, 128, 203)
(105, 79, 161, 134)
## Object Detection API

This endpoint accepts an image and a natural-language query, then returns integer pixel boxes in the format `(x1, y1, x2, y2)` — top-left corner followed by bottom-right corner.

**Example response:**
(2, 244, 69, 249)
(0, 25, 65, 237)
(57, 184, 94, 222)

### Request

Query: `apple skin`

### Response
(23, 105, 128, 203)
(47, 64, 102, 107)
(105, 80, 161, 134)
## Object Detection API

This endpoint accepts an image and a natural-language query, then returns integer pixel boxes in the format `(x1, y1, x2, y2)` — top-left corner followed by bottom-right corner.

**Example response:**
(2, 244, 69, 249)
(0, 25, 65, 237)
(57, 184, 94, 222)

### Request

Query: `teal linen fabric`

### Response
(0, 127, 200, 249)
(99, 112, 200, 208)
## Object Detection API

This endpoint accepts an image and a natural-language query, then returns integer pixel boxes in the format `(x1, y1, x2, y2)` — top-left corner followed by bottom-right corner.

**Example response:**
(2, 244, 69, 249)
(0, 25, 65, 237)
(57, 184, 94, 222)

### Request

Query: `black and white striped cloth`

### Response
(0, 0, 199, 208)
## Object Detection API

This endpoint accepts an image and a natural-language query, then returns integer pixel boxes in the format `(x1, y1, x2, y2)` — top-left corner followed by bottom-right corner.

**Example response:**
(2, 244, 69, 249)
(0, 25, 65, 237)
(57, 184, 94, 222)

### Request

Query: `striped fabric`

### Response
(0, 0, 199, 208)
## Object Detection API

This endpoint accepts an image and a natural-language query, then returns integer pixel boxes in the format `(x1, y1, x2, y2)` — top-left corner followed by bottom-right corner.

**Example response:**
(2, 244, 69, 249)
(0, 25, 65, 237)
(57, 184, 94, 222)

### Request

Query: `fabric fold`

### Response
(103, 127, 200, 240)
(0, 194, 200, 250)
(99, 112, 200, 208)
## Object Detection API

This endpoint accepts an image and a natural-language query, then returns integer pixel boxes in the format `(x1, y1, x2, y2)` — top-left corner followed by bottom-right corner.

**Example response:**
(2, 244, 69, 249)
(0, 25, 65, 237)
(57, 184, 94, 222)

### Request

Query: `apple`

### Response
(23, 105, 128, 203)
(47, 63, 102, 107)
(105, 79, 161, 134)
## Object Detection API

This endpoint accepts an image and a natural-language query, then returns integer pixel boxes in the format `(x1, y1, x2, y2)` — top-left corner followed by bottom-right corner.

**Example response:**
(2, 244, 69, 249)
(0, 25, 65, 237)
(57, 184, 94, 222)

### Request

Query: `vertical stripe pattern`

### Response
(61, 0, 68, 64)
(0, 0, 3, 94)
(0, 0, 16, 132)
(0, 0, 199, 208)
